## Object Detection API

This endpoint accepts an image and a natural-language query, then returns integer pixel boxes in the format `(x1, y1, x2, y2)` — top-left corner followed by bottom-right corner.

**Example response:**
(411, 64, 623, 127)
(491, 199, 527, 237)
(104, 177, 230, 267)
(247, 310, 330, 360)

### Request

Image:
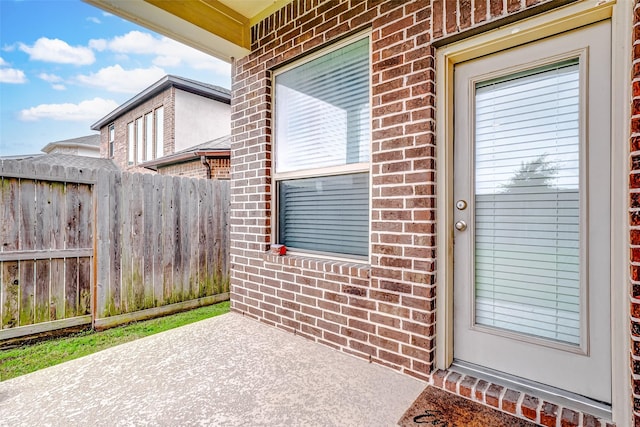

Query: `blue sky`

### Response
(0, 0, 231, 156)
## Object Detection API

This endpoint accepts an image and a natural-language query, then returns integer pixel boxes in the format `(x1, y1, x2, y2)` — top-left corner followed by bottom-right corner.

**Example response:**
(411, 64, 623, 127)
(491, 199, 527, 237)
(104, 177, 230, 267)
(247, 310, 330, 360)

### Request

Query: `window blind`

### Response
(473, 60, 581, 345)
(279, 173, 369, 257)
(275, 37, 370, 173)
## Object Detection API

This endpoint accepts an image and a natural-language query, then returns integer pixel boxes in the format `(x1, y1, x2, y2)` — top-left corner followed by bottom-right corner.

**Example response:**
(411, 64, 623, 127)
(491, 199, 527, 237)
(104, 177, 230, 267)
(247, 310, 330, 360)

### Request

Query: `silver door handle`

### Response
(455, 220, 467, 231)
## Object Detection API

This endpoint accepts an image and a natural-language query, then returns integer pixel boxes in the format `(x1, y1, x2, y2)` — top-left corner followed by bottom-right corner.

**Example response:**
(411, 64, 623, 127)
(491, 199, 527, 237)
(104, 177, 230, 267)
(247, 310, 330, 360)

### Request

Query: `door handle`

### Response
(455, 220, 467, 231)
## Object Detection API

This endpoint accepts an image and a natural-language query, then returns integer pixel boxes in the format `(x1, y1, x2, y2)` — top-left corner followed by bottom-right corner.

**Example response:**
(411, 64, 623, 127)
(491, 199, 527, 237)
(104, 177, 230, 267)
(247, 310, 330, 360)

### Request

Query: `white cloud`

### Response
(102, 11, 113, 17)
(75, 64, 166, 94)
(88, 39, 106, 51)
(0, 68, 27, 84)
(38, 73, 63, 83)
(92, 31, 155, 54)
(0, 57, 8, 66)
(19, 97, 118, 122)
(90, 31, 230, 76)
(52, 84, 66, 91)
(19, 37, 95, 65)
(87, 16, 101, 24)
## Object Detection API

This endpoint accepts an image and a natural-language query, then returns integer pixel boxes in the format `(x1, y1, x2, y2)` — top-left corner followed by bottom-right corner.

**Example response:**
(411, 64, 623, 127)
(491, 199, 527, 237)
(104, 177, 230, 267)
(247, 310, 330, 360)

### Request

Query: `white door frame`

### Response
(434, 0, 631, 424)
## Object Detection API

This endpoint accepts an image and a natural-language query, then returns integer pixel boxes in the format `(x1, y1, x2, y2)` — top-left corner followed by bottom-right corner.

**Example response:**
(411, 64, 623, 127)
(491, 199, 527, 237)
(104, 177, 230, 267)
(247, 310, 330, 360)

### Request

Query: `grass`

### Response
(0, 301, 230, 381)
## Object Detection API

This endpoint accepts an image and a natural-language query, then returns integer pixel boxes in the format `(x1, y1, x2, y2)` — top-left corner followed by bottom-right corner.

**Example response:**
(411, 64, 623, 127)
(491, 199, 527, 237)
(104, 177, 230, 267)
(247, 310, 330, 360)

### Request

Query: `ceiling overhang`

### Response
(83, 0, 291, 62)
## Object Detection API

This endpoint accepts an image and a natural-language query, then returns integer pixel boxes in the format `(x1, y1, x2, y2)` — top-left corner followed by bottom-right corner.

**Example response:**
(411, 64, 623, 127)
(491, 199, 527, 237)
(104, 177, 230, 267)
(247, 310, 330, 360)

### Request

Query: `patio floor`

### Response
(0, 312, 425, 426)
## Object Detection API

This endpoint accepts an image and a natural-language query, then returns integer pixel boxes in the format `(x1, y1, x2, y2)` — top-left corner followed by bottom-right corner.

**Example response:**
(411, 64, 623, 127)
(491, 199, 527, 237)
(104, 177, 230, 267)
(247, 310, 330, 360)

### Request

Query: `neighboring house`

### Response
(8, 152, 118, 171)
(90, 75, 231, 177)
(85, 1, 635, 425)
(141, 135, 230, 179)
(41, 134, 100, 157)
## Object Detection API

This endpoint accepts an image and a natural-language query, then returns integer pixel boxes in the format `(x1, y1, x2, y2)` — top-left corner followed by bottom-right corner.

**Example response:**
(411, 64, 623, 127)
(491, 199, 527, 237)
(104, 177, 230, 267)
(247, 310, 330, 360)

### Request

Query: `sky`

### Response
(0, 0, 232, 156)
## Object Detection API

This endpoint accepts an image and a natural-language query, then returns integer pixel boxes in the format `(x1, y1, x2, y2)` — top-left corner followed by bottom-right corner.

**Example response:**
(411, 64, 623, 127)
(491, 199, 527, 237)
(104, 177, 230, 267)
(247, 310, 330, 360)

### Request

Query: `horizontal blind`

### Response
(278, 173, 369, 257)
(474, 60, 581, 345)
(275, 37, 370, 173)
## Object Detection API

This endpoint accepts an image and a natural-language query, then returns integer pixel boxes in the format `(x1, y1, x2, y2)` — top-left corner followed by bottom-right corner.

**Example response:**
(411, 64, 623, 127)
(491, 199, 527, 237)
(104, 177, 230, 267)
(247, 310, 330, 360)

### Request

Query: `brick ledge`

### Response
(262, 252, 371, 278)
(430, 369, 614, 427)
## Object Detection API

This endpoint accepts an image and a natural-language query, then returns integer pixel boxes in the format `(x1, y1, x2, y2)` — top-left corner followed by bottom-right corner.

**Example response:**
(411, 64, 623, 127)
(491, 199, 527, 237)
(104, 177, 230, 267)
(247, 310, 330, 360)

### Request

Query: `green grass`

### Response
(0, 301, 230, 381)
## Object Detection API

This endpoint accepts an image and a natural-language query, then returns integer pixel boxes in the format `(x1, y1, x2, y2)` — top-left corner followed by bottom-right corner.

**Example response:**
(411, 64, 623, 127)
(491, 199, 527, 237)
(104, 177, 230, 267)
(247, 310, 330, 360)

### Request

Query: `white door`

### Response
(453, 20, 611, 402)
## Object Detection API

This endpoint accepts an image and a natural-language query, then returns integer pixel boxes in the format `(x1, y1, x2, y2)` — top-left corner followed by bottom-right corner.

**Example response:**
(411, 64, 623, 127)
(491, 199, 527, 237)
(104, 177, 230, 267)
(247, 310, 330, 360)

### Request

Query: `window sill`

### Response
(262, 251, 370, 279)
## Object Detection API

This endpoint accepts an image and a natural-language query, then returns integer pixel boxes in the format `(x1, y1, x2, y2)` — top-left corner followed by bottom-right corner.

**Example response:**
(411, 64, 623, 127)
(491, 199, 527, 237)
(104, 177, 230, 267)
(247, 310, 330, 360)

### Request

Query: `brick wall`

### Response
(232, 0, 437, 381)
(630, 3, 640, 426)
(157, 157, 230, 179)
(99, 88, 174, 173)
(230, 0, 626, 425)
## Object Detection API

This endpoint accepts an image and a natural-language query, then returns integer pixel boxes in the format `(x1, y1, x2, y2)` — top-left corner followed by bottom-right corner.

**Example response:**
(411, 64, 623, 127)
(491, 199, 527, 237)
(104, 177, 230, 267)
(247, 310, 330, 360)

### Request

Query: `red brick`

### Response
(507, 0, 520, 13)
(432, 369, 448, 388)
(560, 408, 580, 427)
(473, 0, 487, 23)
(540, 402, 558, 427)
(432, 0, 443, 38)
(489, 0, 502, 17)
(583, 414, 602, 427)
(521, 394, 539, 420)
(485, 383, 503, 408)
(459, 375, 477, 398)
(445, 371, 462, 392)
(379, 349, 410, 367)
(475, 379, 489, 400)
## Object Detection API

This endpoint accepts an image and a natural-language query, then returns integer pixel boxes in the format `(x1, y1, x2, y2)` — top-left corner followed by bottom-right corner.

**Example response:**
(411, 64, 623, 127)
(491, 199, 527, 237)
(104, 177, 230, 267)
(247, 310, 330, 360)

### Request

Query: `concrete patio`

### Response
(0, 312, 425, 426)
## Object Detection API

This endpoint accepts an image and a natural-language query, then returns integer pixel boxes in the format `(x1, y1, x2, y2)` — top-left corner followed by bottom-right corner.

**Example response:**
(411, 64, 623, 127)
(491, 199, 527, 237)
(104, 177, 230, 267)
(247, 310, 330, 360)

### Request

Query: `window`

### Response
(274, 35, 370, 259)
(108, 124, 115, 158)
(127, 122, 134, 165)
(155, 107, 164, 158)
(135, 117, 143, 163)
(145, 112, 153, 161)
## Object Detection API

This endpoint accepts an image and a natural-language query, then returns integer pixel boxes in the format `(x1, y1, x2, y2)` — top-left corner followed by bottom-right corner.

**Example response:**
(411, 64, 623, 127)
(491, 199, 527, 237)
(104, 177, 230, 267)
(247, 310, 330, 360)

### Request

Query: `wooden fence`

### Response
(94, 170, 230, 328)
(0, 162, 94, 339)
(0, 160, 230, 339)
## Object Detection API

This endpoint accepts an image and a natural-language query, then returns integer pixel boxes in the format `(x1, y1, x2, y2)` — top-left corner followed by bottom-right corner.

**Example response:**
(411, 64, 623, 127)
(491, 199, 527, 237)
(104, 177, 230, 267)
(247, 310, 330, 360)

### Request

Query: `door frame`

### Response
(434, 0, 630, 424)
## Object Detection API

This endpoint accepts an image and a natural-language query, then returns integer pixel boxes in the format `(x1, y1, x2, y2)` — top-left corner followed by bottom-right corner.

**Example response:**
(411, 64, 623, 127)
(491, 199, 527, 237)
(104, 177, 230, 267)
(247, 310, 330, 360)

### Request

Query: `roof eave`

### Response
(140, 149, 230, 170)
(41, 142, 101, 154)
(90, 76, 230, 130)
(82, 0, 251, 62)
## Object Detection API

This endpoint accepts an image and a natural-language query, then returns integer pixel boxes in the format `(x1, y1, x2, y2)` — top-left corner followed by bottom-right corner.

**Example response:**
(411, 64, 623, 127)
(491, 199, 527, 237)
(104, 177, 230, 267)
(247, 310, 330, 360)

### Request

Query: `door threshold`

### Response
(450, 360, 612, 421)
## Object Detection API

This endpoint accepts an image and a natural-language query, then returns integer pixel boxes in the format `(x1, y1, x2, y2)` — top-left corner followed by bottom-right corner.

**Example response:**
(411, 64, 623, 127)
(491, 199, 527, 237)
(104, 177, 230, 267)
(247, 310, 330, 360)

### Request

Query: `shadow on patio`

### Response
(0, 312, 425, 426)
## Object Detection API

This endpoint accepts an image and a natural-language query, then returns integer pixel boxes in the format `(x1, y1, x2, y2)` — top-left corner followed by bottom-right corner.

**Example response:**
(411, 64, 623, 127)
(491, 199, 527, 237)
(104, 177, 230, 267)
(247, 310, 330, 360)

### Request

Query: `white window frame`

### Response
(127, 121, 135, 165)
(108, 123, 115, 158)
(144, 112, 153, 162)
(434, 1, 630, 424)
(272, 31, 372, 262)
(135, 116, 143, 164)
(155, 106, 164, 159)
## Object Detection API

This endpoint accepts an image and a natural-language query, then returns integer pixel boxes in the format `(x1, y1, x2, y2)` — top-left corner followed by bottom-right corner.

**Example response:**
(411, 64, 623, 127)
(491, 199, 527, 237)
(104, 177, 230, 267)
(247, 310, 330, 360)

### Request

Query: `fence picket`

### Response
(142, 173, 154, 308)
(162, 176, 175, 303)
(180, 177, 191, 300)
(1, 261, 19, 328)
(131, 173, 145, 310)
(188, 178, 199, 299)
(109, 171, 122, 314)
(152, 175, 163, 306)
(95, 169, 109, 317)
(120, 173, 132, 314)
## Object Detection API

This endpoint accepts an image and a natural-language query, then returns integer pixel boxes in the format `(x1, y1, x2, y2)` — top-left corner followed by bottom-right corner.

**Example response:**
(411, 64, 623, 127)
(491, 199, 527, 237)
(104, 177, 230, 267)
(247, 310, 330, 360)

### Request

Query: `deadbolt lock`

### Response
(455, 220, 467, 231)
(456, 200, 467, 210)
